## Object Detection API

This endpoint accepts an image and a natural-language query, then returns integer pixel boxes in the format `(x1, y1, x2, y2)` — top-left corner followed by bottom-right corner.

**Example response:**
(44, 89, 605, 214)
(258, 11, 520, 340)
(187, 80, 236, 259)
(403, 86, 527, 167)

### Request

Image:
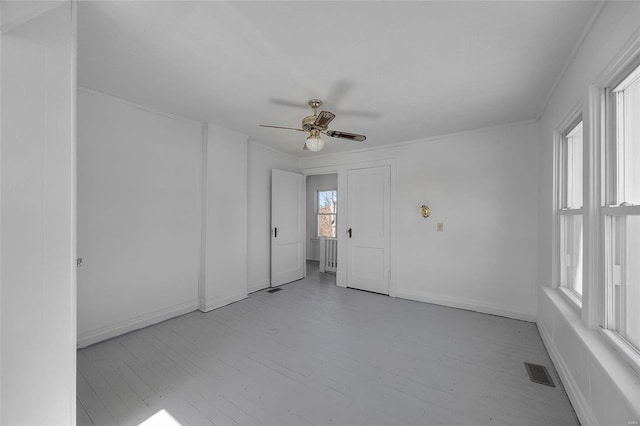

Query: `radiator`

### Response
(319, 237, 338, 273)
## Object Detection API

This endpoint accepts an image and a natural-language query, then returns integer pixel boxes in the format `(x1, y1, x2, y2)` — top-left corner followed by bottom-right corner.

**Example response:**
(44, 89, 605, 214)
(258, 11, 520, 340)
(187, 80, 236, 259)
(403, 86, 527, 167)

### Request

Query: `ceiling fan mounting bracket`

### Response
(308, 99, 322, 110)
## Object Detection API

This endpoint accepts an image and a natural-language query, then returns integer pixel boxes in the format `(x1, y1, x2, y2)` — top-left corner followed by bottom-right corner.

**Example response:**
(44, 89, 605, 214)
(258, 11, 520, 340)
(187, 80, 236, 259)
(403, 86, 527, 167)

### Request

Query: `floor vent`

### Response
(266, 288, 282, 294)
(524, 362, 555, 387)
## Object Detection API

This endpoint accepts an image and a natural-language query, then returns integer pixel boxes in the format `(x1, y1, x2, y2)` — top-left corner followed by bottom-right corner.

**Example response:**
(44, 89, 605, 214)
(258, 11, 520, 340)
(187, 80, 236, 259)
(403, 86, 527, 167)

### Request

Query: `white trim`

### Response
(77, 299, 199, 348)
(199, 292, 247, 313)
(395, 289, 536, 322)
(595, 25, 640, 88)
(537, 321, 598, 426)
(248, 279, 270, 294)
(585, 84, 603, 328)
(558, 208, 584, 216)
(198, 124, 208, 311)
(536, 1, 606, 120)
(599, 328, 640, 376)
(70, 4, 79, 423)
(389, 157, 398, 298)
(557, 286, 582, 312)
(602, 204, 640, 215)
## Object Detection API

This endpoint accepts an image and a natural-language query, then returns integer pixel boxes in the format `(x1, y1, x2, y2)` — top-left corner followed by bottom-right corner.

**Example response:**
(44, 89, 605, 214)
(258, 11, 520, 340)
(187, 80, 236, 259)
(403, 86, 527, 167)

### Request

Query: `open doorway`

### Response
(306, 174, 338, 278)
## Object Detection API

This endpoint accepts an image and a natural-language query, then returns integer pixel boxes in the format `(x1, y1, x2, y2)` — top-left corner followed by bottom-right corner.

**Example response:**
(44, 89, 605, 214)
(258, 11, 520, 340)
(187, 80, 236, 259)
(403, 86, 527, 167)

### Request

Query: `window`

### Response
(558, 119, 584, 297)
(603, 63, 640, 353)
(317, 190, 337, 238)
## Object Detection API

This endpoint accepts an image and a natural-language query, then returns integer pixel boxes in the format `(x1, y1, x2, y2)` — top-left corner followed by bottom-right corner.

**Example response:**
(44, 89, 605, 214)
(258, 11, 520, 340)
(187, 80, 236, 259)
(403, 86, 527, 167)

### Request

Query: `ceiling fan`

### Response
(260, 99, 366, 152)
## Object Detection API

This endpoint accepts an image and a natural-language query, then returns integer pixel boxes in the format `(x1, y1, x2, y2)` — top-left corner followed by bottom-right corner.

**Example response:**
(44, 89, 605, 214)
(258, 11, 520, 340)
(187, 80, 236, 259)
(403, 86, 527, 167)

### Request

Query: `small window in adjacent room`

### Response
(603, 63, 640, 354)
(559, 119, 584, 297)
(317, 190, 337, 238)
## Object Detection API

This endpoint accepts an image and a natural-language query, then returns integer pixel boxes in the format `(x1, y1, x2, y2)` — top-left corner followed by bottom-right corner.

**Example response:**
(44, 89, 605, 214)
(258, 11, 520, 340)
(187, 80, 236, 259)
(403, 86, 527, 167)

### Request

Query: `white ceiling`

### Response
(77, 1, 598, 157)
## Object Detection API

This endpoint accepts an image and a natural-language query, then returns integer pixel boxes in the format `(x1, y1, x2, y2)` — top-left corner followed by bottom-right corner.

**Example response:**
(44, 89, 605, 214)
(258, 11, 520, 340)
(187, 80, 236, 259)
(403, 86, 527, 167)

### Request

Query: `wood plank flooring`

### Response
(77, 263, 578, 426)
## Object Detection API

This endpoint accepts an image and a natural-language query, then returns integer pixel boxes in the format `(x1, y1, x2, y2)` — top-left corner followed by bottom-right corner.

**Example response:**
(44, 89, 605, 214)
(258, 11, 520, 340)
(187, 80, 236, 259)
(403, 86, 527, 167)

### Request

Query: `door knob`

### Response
(76, 258, 83, 267)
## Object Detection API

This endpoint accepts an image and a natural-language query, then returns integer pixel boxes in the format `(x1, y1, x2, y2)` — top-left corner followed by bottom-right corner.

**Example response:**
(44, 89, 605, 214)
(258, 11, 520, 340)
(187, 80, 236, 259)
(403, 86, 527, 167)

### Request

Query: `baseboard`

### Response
(248, 279, 270, 294)
(77, 299, 200, 348)
(389, 279, 398, 298)
(538, 321, 598, 426)
(199, 291, 247, 312)
(395, 289, 536, 322)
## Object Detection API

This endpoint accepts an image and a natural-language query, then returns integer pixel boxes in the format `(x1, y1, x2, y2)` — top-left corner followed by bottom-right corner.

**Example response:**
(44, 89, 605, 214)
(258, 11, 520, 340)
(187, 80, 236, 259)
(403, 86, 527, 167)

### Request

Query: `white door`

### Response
(271, 169, 305, 286)
(347, 166, 390, 294)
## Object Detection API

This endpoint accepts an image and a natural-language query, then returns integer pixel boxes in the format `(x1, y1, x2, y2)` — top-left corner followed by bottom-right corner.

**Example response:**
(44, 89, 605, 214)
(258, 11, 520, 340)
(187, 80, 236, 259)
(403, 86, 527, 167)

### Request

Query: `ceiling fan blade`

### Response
(260, 125, 306, 132)
(302, 143, 309, 150)
(314, 111, 336, 129)
(269, 98, 309, 109)
(325, 129, 366, 142)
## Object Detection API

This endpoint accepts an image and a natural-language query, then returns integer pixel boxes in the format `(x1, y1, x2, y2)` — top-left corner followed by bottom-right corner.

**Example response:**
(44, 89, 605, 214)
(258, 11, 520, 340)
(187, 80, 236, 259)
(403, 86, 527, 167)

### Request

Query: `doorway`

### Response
(306, 174, 338, 271)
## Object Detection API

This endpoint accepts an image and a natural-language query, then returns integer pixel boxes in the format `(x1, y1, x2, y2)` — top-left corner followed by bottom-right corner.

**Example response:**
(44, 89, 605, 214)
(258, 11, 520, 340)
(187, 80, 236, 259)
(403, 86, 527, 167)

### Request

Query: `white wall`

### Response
(1, 2, 76, 423)
(301, 121, 540, 321)
(396, 123, 539, 320)
(305, 174, 337, 261)
(247, 142, 298, 292)
(537, 2, 640, 424)
(200, 124, 248, 311)
(77, 89, 202, 347)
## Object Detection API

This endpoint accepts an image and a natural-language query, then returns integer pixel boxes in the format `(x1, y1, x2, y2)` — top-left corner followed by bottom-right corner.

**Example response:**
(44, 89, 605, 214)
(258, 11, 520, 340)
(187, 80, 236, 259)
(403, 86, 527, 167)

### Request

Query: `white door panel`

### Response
(271, 169, 305, 286)
(347, 166, 390, 294)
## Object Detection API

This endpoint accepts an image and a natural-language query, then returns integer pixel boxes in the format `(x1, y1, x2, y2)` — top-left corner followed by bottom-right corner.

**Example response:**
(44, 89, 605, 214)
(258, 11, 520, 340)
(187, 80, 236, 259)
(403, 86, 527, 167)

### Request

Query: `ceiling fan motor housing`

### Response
(302, 115, 317, 131)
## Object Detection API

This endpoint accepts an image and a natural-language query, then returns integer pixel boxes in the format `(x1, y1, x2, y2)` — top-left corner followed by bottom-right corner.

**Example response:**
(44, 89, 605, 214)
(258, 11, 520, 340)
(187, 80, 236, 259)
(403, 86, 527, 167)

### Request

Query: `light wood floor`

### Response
(77, 262, 578, 426)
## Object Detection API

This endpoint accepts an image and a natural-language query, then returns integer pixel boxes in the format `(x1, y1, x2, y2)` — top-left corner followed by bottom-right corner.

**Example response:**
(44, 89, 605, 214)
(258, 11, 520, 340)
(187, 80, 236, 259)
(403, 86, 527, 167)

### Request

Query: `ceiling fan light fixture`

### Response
(261, 99, 366, 152)
(306, 131, 324, 152)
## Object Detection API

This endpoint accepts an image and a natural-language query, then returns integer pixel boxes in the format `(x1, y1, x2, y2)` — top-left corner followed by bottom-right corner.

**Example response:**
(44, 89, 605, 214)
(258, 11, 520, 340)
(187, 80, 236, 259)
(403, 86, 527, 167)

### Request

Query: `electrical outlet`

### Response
(437, 223, 444, 232)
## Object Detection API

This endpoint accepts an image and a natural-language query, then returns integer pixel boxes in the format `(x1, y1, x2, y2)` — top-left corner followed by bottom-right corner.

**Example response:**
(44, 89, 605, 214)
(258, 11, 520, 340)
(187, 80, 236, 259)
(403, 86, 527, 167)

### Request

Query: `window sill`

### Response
(557, 286, 582, 312)
(599, 328, 640, 376)
(541, 287, 640, 421)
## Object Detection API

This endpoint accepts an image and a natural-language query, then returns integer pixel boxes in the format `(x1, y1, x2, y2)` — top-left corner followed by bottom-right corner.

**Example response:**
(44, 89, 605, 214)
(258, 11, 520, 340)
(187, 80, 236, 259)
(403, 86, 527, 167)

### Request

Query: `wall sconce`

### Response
(421, 205, 431, 218)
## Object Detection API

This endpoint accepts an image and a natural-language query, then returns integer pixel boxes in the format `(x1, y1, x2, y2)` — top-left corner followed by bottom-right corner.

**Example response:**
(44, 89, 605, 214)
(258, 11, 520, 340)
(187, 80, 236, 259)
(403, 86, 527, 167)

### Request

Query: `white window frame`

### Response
(316, 189, 337, 238)
(595, 52, 640, 374)
(554, 109, 584, 310)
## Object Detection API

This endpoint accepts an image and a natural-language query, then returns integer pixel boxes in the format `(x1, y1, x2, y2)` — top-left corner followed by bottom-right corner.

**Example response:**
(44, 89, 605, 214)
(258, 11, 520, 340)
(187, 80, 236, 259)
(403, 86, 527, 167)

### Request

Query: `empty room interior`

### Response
(2, 1, 640, 425)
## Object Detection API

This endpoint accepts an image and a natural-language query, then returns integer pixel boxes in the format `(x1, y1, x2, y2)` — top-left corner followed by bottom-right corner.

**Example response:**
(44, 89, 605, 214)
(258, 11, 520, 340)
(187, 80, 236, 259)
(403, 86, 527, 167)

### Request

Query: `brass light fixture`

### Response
(305, 129, 324, 152)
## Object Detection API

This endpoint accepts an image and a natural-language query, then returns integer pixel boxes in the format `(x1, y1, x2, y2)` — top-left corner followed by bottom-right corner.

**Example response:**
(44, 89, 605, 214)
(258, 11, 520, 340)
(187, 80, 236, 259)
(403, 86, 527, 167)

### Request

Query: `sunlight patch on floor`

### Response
(139, 409, 182, 426)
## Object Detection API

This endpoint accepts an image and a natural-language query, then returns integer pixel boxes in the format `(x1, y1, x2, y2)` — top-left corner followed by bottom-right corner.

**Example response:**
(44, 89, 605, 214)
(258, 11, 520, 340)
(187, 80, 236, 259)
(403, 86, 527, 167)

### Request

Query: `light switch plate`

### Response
(437, 223, 444, 232)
